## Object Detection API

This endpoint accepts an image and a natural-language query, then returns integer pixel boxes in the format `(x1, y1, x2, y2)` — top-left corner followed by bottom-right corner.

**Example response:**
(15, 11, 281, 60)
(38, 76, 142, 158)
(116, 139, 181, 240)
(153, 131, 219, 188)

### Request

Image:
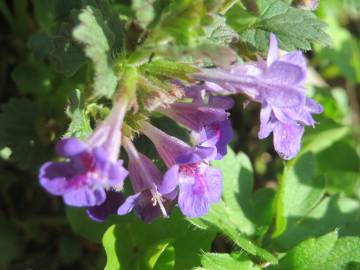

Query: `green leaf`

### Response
(50, 22, 87, 77)
(64, 89, 92, 139)
(73, 6, 117, 99)
(189, 148, 277, 264)
(32, 0, 81, 29)
(102, 210, 214, 270)
(273, 231, 360, 270)
(273, 231, 338, 270)
(201, 252, 260, 270)
(226, 0, 331, 51)
(273, 152, 325, 238)
(324, 237, 360, 269)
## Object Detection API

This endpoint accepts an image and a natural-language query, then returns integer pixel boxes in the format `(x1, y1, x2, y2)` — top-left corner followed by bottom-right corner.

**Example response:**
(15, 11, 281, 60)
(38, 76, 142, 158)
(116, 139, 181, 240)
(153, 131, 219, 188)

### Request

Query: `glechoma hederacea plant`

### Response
(1, 0, 356, 268)
(39, 27, 322, 221)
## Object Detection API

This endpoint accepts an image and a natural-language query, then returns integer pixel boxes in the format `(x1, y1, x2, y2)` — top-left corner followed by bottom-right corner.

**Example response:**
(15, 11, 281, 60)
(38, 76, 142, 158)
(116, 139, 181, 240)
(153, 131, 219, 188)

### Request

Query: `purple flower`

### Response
(39, 98, 129, 220)
(141, 122, 222, 217)
(159, 85, 234, 160)
(118, 137, 177, 223)
(199, 118, 233, 160)
(192, 33, 323, 159)
(87, 190, 125, 222)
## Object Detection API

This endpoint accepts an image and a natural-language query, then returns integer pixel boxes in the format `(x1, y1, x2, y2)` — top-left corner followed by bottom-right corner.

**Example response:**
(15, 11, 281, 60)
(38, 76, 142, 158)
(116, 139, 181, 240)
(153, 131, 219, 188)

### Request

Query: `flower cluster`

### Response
(39, 34, 322, 223)
(39, 83, 233, 222)
(193, 33, 323, 160)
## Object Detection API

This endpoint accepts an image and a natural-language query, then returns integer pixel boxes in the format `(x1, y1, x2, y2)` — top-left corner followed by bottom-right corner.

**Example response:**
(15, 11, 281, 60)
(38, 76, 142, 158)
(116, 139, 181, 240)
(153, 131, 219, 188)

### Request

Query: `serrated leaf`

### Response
(50, 22, 87, 77)
(73, 6, 117, 99)
(226, 1, 331, 51)
(272, 231, 338, 270)
(272, 231, 360, 270)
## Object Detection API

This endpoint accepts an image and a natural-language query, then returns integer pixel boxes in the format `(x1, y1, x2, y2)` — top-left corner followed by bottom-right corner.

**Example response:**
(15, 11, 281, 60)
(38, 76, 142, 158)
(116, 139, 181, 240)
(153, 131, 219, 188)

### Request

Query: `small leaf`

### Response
(226, 1, 331, 51)
(73, 6, 117, 99)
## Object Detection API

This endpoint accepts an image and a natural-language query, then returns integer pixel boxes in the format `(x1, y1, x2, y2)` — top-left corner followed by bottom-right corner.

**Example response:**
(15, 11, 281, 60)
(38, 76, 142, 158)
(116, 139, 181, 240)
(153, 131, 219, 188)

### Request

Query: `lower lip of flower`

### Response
(179, 163, 207, 195)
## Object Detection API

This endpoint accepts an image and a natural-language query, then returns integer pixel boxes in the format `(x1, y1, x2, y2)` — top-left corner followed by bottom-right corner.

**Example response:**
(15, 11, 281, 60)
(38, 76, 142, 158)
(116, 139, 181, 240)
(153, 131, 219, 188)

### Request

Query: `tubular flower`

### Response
(141, 121, 222, 217)
(118, 137, 177, 223)
(193, 33, 323, 159)
(39, 97, 129, 221)
(158, 83, 234, 160)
